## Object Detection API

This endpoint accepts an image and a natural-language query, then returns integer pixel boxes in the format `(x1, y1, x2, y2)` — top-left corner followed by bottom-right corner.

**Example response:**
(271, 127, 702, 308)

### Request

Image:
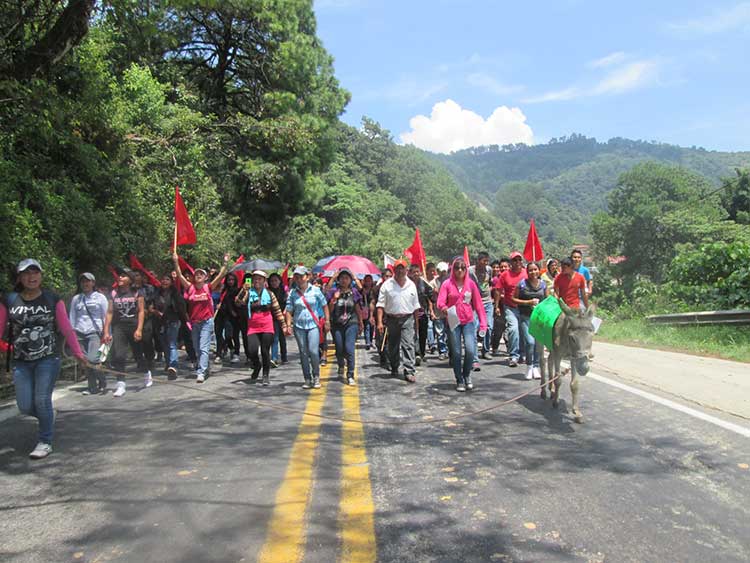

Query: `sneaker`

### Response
(438, 353, 447, 361)
(456, 383, 466, 392)
(270, 360, 279, 369)
(347, 377, 355, 386)
(472, 361, 481, 372)
(404, 373, 416, 383)
(196, 373, 205, 383)
(430, 345, 437, 354)
(214, 355, 222, 364)
(113, 382, 126, 397)
(533, 367, 542, 380)
(167, 367, 177, 380)
(302, 379, 312, 389)
(29, 442, 52, 460)
(144, 371, 153, 388)
(525, 366, 534, 380)
(338, 366, 345, 376)
(465, 376, 474, 390)
(250, 369, 260, 381)
(415, 356, 422, 367)
(508, 358, 518, 368)
(313, 377, 321, 389)
(81, 390, 92, 396)
(320, 357, 327, 366)
(231, 354, 240, 364)
(480, 351, 490, 360)
(262, 374, 270, 386)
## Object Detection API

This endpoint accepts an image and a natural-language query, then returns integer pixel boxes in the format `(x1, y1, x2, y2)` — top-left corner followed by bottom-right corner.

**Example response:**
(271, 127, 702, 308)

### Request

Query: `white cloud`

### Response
(523, 59, 660, 103)
(588, 51, 627, 68)
(400, 99, 534, 154)
(668, 2, 750, 35)
(466, 73, 524, 95)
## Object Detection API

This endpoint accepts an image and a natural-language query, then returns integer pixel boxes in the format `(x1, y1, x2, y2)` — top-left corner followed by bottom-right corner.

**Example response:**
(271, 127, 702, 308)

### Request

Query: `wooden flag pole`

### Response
(173, 223, 178, 254)
(380, 327, 388, 352)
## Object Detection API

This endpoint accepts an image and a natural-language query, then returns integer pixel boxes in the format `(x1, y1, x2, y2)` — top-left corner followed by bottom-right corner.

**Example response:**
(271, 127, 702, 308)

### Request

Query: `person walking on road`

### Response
(376, 259, 421, 383)
(236, 270, 287, 385)
(154, 272, 186, 380)
(69, 272, 110, 395)
(493, 252, 527, 367)
(327, 268, 365, 385)
(554, 257, 589, 310)
(437, 258, 488, 392)
(268, 273, 289, 367)
(371, 268, 394, 369)
(513, 262, 549, 380)
(103, 268, 145, 397)
(408, 263, 434, 367)
(285, 266, 330, 389)
(172, 252, 230, 383)
(0, 259, 87, 459)
(469, 251, 494, 367)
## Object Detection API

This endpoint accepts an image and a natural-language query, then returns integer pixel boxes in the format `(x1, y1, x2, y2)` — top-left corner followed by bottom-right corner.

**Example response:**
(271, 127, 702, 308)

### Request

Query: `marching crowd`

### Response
(0, 249, 592, 459)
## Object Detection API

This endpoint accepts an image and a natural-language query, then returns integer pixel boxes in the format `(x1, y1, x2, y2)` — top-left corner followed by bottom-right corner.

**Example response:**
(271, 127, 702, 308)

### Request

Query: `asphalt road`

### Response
(1, 339, 749, 563)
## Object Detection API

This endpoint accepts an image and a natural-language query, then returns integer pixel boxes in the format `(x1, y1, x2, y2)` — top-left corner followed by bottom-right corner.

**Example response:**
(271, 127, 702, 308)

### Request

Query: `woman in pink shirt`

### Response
(437, 258, 488, 392)
(172, 252, 230, 383)
(235, 270, 287, 386)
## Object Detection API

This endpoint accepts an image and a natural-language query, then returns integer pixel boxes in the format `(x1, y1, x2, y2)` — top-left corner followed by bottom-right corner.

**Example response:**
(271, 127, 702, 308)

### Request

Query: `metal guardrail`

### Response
(647, 310, 750, 326)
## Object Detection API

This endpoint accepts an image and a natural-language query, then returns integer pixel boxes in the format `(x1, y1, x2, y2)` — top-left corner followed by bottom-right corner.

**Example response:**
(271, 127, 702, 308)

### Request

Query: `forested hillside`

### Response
(0, 1, 518, 290)
(436, 135, 750, 249)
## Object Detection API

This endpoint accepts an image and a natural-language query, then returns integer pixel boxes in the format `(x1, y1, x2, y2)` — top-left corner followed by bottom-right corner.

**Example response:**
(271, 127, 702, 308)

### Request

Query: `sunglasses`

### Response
(512, 258, 523, 262)
(454, 265, 466, 270)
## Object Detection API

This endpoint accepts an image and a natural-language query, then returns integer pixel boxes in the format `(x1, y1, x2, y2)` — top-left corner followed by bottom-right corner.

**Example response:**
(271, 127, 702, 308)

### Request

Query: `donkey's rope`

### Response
(63, 357, 563, 426)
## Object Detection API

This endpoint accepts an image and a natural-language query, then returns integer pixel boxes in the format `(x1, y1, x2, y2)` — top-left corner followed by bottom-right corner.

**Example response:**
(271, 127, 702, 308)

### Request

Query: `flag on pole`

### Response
(404, 228, 427, 273)
(174, 186, 197, 248)
(463, 246, 471, 267)
(129, 254, 161, 287)
(232, 254, 245, 285)
(523, 219, 544, 263)
(280, 263, 290, 289)
(108, 265, 119, 288)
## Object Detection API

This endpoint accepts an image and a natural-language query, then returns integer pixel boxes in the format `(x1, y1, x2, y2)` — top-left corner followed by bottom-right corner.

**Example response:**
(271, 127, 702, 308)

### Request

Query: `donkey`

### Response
(539, 300, 595, 423)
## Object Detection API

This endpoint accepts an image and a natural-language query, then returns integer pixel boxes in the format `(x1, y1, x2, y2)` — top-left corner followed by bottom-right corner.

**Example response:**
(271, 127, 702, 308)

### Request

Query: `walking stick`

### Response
(380, 327, 388, 352)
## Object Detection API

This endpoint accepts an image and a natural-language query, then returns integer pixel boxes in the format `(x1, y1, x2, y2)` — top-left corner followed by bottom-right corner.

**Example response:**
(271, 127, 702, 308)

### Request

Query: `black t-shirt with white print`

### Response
(111, 288, 139, 327)
(7, 291, 60, 361)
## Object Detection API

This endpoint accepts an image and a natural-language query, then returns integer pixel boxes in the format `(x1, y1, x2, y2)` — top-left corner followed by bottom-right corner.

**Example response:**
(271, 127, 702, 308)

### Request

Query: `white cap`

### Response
(293, 265, 309, 276)
(17, 258, 43, 273)
(436, 261, 449, 272)
(251, 270, 268, 278)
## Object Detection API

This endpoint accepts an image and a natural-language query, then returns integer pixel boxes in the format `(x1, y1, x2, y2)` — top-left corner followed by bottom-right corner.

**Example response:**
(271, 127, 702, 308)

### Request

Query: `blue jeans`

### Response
(162, 320, 181, 369)
(14, 356, 61, 444)
(332, 323, 358, 377)
(449, 322, 477, 383)
(504, 307, 521, 361)
(433, 318, 448, 354)
(482, 301, 493, 351)
(294, 326, 320, 380)
(520, 315, 541, 368)
(191, 318, 214, 376)
(363, 320, 374, 348)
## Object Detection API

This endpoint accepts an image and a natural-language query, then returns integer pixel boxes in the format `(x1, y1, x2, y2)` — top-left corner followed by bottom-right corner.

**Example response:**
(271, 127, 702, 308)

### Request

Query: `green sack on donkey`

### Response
(529, 295, 562, 351)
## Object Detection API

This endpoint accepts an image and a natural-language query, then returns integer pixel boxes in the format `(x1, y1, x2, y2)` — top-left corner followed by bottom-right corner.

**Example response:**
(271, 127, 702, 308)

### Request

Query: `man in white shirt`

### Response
(376, 259, 420, 382)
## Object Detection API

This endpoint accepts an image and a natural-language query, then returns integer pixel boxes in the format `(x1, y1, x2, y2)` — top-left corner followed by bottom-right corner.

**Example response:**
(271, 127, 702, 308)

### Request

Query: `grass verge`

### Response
(596, 318, 750, 363)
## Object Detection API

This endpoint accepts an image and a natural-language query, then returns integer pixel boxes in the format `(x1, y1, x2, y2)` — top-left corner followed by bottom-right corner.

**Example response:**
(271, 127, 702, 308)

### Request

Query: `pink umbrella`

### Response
(321, 255, 382, 279)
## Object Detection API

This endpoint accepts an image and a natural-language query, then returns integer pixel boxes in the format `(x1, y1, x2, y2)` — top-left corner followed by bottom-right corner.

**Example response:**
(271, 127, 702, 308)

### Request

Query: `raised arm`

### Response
(172, 253, 192, 289)
(209, 253, 231, 291)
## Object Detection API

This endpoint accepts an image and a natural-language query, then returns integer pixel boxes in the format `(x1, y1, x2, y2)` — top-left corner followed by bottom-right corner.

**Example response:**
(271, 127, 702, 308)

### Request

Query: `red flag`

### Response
(281, 263, 290, 289)
(129, 254, 161, 287)
(463, 246, 471, 267)
(523, 219, 544, 263)
(233, 254, 245, 285)
(177, 256, 194, 275)
(404, 228, 426, 273)
(174, 186, 197, 248)
(108, 265, 119, 289)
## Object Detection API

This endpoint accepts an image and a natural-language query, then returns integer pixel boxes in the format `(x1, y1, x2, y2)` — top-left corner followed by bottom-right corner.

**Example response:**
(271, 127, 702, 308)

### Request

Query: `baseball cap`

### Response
(509, 251, 523, 260)
(17, 258, 43, 273)
(393, 259, 408, 268)
(293, 265, 309, 276)
(116, 267, 136, 280)
(436, 261, 449, 272)
(79, 272, 96, 282)
(337, 267, 354, 279)
(251, 269, 268, 278)
(194, 267, 208, 276)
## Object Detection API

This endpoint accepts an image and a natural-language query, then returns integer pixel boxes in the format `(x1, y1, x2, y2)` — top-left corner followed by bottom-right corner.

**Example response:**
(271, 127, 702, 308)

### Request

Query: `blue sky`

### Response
(314, 0, 750, 153)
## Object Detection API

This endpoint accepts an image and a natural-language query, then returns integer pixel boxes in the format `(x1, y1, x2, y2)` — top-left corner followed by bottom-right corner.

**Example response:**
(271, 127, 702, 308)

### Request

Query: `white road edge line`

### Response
(588, 371, 750, 438)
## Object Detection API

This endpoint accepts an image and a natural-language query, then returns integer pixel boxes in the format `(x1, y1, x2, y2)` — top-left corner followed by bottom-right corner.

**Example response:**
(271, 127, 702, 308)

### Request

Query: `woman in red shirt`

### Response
(172, 252, 230, 382)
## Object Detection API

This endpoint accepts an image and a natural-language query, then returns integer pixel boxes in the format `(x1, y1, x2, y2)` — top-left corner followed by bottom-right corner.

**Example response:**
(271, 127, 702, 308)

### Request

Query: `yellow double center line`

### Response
(257, 348, 376, 563)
